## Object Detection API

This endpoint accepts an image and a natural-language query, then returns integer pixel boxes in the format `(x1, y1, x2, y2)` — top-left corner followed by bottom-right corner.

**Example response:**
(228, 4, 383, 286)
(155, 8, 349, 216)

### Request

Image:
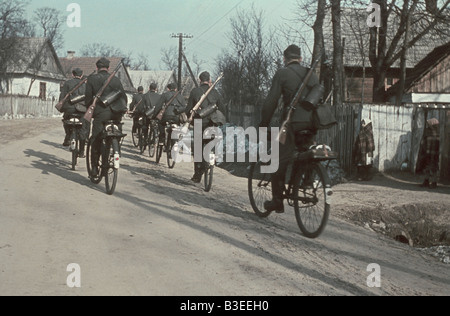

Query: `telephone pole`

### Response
(171, 33, 193, 90)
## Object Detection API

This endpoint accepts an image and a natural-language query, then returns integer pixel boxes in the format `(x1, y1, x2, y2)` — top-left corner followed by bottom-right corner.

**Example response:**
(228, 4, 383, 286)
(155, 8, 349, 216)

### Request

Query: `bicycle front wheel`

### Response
(86, 137, 102, 184)
(204, 165, 214, 192)
(71, 130, 78, 171)
(132, 128, 139, 147)
(156, 143, 163, 164)
(105, 138, 119, 195)
(167, 138, 176, 169)
(248, 161, 272, 218)
(293, 163, 330, 238)
(139, 129, 146, 154)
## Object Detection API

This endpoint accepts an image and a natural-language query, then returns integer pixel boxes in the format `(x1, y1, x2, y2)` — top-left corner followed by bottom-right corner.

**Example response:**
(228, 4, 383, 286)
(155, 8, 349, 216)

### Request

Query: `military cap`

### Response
(96, 57, 110, 69)
(284, 45, 302, 59)
(72, 68, 83, 77)
(199, 71, 210, 82)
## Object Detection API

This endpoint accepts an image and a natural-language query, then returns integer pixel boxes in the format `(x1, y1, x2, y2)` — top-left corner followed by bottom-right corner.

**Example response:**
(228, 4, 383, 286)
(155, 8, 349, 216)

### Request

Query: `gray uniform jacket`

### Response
(59, 77, 86, 118)
(129, 93, 145, 115)
(143, 91, 162, 118)
(154, 90, 186, 123)
(260, 61, 320, 131)
(85, 70, 127, 118)
(186, 83, 224, 127)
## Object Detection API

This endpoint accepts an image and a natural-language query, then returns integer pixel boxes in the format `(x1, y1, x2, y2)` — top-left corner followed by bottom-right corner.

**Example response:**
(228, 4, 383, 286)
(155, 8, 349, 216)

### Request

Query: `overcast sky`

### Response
(26, 0, 298, 72)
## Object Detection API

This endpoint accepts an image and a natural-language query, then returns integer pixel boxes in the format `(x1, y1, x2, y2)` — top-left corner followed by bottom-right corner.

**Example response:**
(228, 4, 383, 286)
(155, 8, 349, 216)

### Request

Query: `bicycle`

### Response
(248, 138, 337, 239)
(63, 114, 85, 171)
(146, 119, 160, 159)
(131, 116, 145, 151)
(202, 127, 222, 192)
(156, 122, 180, 169)
(86, 120, 127, 195)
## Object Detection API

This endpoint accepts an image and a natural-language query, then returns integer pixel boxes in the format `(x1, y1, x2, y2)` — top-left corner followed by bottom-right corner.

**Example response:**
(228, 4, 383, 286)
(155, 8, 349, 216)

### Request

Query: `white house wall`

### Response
(360, 104, 415, 172)
(9, 77, 62, 100)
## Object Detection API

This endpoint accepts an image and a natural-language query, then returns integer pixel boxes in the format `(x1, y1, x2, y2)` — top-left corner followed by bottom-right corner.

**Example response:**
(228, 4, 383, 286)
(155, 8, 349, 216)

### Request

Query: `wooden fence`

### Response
(0, 95, 60, 118)
(226, 101, 450, 182)
(226, 101, 360, 175)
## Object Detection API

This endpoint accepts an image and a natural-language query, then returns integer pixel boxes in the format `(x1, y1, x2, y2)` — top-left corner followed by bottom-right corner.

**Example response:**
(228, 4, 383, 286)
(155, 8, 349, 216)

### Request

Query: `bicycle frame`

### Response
(248, 143, 337, 238)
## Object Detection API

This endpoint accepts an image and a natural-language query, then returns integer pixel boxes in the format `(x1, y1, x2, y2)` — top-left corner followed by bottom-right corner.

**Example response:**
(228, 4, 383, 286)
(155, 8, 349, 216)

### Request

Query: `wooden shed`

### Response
(387, 41, 450, 184)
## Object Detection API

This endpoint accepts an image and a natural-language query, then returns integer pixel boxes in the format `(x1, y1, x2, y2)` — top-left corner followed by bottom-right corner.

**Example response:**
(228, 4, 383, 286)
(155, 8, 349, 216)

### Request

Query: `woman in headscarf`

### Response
(353, 118, 375, 181)
(420, 118, 440, 189)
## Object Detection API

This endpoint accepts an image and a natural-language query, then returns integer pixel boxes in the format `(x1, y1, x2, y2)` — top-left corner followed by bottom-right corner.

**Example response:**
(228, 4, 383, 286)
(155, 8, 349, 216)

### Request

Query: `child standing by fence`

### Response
(353, 118, 375, 181)
(420, 118, 440, 189)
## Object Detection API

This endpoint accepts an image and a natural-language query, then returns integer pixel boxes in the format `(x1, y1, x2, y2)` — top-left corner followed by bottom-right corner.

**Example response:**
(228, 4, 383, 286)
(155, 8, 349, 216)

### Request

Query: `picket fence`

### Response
(0, 95, 61, 118)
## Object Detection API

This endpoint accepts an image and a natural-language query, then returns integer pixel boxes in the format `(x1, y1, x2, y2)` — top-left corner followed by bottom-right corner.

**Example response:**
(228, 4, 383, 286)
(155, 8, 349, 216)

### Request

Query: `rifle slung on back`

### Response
(83, 64, 122, 123)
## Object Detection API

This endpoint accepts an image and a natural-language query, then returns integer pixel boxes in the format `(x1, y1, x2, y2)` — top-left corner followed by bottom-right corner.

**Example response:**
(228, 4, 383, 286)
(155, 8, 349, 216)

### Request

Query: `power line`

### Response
(186, 0, 243, 48)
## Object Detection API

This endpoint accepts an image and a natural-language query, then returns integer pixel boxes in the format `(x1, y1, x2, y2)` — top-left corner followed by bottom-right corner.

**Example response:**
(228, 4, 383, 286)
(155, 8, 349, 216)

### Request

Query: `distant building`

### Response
(387, 41, 450, 103)
(128, 69, 196, 100)
(128, 69, 176, 94)
(59, 51, 135, 99)
(0, 37, 67, 100)
(322, 7, 448, 103)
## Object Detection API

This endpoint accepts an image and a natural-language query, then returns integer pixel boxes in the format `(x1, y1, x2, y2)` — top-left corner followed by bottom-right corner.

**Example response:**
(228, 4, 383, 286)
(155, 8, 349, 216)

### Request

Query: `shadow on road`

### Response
(23, 149, 102, 193)
(114, 185, 378, 296)
(344, 171, 449, 195)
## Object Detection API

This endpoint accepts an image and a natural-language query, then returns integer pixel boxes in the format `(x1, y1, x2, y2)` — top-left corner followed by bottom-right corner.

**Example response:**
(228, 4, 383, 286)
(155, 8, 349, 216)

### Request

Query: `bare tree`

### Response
(292, 0, 450, 103)
(80, 42, 132, 66)
(160, 46, 178, 71)
(312, 0, 327, 64)
(217, 5, 274, 107)
(80, 42, 124, 57)
(0, 0, 33, 93)
(331, 0, 344, 106)
(131, 53, 151, 71)
(367, 0, 450, 102)
(189, 53, 205, 78)
(33, 7, 65, 53)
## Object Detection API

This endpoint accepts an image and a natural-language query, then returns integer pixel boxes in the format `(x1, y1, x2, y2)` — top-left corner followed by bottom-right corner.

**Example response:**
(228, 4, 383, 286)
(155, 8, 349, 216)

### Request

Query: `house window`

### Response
(39, 82, 46, 100)
(386, 78, 394, 86)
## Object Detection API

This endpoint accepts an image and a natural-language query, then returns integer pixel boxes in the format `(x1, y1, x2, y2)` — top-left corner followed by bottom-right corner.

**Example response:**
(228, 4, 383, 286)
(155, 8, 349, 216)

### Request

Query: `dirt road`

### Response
(0, 117, 448, 296)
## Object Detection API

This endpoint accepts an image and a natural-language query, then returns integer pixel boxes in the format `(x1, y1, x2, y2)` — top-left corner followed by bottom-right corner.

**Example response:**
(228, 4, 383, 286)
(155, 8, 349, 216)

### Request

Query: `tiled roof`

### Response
(59, 56, 123, 78)
(59, 56, 135, 92)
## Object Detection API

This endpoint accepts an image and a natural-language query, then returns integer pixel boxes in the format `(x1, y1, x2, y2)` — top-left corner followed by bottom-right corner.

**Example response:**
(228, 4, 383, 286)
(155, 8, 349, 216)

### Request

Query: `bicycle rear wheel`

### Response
(86, 138, 102, 184)
(293, 163, 330, 238)
(105, 138, 119, 195)
(148, 128, 158, 158)
(248, 161, 272, 218)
